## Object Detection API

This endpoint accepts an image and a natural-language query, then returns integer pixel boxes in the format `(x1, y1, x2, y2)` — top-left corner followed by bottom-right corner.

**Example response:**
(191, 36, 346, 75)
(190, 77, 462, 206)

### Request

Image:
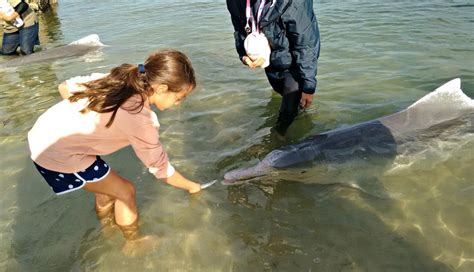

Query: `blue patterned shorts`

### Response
(33, 156, 111, 195)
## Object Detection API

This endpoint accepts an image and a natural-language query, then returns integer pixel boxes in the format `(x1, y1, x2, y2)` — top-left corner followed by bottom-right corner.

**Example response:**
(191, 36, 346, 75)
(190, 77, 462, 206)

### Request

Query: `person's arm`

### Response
(226, 0, 248, 63)
(284, 0, 321, 103)
(0, 10, 19, 21)
(0, 1, 28, 21)
(226, 1, 267, 69)
(229, 12, 266, 68)
(164, 171, 201, 193)
(126, 121, 201, 194)
(233, 26, 248, 64)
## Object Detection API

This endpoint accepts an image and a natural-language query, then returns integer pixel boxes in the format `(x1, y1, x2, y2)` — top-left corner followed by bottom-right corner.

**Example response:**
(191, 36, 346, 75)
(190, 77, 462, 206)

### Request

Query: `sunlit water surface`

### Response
(1, 1, 473, 271)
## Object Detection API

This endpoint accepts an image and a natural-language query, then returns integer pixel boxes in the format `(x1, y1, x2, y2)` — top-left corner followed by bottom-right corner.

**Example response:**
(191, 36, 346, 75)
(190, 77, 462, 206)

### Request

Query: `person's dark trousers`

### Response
(265, 67, 302, 136)
(1, 23, 39, 55)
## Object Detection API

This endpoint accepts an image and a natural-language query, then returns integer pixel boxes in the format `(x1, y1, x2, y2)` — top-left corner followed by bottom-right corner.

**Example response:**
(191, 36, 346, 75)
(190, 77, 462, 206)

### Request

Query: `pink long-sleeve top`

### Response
(28, 73, 175, 179)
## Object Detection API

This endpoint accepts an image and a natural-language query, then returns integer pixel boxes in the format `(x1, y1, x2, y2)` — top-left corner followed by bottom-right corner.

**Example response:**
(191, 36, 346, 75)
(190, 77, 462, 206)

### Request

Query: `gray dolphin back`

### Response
(224, 78, 473, 183)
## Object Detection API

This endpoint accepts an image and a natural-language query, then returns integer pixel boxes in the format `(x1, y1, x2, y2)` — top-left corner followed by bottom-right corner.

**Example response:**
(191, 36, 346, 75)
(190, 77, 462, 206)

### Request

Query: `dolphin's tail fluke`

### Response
(68, 34, 105, 47)
(223, 161, 272, 185)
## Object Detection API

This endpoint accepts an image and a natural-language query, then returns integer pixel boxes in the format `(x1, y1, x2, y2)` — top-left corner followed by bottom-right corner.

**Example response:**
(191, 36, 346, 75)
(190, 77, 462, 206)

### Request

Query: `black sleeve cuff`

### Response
(14, 1, 29, 15)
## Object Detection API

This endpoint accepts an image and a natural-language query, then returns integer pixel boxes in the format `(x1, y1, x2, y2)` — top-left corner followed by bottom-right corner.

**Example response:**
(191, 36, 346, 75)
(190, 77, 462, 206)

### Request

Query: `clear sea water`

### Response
(0, 1, 473, 271)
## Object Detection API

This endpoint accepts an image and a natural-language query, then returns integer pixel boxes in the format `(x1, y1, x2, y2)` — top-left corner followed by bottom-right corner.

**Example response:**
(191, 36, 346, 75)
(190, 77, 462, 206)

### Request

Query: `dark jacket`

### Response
(226, 0, 321, 94)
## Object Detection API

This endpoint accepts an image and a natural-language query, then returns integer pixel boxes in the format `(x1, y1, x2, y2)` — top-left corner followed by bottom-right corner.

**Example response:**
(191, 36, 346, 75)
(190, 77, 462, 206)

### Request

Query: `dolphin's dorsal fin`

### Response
(380, 78, 473, 133)
(68, 34, 105, 46)
(408, 78, 473, 110)
(406, 78, 473, 121)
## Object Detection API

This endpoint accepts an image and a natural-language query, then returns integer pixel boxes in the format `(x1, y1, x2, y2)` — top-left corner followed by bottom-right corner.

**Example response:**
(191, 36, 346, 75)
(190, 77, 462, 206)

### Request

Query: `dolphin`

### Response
(223, 78, 474, 184)
(0, 34, 105, 69)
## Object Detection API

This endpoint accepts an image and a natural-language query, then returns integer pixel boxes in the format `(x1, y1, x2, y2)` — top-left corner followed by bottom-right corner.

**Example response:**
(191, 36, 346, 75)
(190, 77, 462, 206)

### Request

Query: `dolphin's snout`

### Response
(223, 170, 240, 181)
(222, 162, 272, 185)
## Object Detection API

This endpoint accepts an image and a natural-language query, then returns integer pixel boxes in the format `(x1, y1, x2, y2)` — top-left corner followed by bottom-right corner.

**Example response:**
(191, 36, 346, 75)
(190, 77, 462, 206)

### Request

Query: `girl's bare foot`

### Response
(122, 235, 160, 257)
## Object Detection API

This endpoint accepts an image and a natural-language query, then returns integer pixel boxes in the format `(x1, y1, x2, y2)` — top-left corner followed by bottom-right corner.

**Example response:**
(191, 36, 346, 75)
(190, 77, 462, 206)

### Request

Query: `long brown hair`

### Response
(69, 49, 196, 127)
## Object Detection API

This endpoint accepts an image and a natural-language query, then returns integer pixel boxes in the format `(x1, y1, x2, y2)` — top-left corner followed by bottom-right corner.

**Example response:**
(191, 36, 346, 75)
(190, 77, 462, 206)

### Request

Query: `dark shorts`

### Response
(33, 156, 111, 195)
(1, 23, 40, 55)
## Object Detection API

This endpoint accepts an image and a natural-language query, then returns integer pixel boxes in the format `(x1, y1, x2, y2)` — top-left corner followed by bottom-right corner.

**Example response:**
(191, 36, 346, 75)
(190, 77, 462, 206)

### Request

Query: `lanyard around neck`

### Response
(245, 0, 266, 33)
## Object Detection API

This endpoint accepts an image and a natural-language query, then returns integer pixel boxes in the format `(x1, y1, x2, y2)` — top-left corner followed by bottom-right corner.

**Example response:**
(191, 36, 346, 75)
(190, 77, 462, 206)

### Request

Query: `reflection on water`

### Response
(0, 1, 473, 271)
(37, 4, 63, 45)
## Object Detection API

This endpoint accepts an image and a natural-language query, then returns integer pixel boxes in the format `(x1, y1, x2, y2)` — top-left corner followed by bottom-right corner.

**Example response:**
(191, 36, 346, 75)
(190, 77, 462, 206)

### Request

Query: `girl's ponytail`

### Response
(68, 49, 195, 127)
(69, 63, 154, 127)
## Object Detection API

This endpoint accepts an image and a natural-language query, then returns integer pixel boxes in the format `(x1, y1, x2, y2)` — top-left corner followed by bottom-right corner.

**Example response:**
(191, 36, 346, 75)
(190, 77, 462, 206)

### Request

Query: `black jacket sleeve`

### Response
(226, 0, 247, 61)
(14, 1, 29, 15)
(284, 0, 321, 94)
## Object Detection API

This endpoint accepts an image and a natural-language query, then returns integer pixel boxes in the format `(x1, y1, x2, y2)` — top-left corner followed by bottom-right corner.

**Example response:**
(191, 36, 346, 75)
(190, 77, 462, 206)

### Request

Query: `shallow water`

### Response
(1, 1, 473, 271)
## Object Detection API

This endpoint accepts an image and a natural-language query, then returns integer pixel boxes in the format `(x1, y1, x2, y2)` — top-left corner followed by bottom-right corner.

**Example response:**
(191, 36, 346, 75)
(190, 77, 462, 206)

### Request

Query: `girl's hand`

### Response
(188, 182, 202, 194)
(163, 170, 201, 194)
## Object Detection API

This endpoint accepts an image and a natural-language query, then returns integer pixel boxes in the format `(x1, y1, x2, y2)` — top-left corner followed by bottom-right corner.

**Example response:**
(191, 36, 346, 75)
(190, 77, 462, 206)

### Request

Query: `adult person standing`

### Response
(226, 0, 320, 136)
(0, 0, 39, 55)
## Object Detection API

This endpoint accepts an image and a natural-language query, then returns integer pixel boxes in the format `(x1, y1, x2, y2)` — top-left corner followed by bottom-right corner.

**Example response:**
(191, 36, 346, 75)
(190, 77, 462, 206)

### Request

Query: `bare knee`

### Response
(117, 180, 136, 207)
(96, 193, 114, 206)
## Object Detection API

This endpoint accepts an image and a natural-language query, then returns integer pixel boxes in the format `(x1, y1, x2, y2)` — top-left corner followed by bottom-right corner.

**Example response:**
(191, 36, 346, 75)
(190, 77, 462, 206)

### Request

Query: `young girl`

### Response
(28, 49, 202, 253)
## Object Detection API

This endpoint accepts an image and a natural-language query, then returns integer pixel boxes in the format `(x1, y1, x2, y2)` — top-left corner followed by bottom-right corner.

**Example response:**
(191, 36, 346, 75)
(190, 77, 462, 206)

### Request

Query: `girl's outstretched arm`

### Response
(163, 170, 201, 194)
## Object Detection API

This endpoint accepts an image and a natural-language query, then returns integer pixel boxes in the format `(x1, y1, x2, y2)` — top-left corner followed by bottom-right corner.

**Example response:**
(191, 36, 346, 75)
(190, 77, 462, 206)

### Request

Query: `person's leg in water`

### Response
(276, 91, 302, 136)
(1, 31, 20, 55)
(83, 170, 157, 256)
(19, 23, 40, 55)
(94, 193, 115, 233)
(265, 68, 302, 137)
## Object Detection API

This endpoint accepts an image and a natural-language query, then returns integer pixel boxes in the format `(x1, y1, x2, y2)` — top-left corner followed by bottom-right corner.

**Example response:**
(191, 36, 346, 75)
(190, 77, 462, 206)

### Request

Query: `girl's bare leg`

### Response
(95, 193, 115, 226)
(95, 193, 114, 210)
(83, 170, 137, 226)
(83, 170, 157, 255)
